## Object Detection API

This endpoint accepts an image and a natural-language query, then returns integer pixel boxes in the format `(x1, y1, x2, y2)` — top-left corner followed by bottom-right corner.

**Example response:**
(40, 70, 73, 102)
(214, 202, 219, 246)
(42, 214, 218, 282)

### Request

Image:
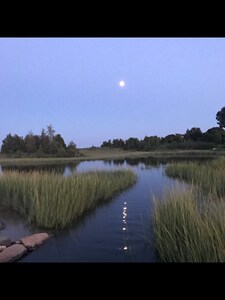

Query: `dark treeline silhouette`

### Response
(1, 125, 80, 158)
(101, 107, 225, 151)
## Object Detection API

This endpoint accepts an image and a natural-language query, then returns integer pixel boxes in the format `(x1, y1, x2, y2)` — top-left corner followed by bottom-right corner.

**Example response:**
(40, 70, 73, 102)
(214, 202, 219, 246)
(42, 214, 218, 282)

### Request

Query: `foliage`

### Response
(1, 134, 25, 154)
(1, 125, 79, 158)
(67, 141, 80, 157)
(184, 127, 203, 141)
(202, 127, 225, 144)
(100, 107, 225, 151)
(216, 106, 225, 128)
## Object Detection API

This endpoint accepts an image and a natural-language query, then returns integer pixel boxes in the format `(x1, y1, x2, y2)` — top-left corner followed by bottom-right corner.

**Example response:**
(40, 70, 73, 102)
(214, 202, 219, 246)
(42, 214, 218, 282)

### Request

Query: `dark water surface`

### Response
(0, 157, 193, 262)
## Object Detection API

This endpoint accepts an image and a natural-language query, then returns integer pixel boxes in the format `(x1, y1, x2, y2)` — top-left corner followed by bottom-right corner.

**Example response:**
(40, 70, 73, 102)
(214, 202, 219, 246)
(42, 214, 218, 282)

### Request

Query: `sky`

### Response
(0, 38, 225, 148)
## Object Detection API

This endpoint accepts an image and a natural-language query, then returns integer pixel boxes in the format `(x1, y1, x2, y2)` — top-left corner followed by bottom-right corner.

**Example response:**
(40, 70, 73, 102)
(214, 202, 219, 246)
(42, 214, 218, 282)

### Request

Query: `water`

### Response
(0, 158, 190, 262)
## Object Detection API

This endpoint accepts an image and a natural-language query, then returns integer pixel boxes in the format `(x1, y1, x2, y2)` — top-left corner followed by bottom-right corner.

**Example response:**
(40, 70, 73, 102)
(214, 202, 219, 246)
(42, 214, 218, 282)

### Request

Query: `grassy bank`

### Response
(0, 148, 224, 166)
(0, 170, 136, 229)
(153, 157, 225, 262)
(166, 157, 225, 197)
(153, 188, 225, 262)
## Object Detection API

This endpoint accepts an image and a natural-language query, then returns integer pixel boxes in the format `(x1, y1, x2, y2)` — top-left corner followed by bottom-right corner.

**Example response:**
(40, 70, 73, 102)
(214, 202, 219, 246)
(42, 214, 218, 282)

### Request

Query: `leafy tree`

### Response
(53, 134, 67, 149)
(203, 127, 225, 144)
(142, 136, 161, 149)
(1, 134, 25, 154)
(57, 146, 68, 157)
(101, 140, 112, 148)
(48, 140, 58, 155)
(24, 132, 37, 153)
(1, 134, 14, 154)
(47, 124, 56, 141)
(164, 134, 182, 143)
(184, 127, 203, 141)
(124, 137, 140, 150)
(1, 125, 79, 157)
(39, 128, 50, 153)
(67, 141, 79, 157)
(216, 107, 225, 129)
(112, 138, 125, 148)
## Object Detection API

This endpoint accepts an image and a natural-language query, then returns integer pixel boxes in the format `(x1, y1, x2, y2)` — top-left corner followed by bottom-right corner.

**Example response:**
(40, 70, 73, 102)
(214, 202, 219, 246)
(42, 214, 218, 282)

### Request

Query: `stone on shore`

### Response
(0, 246, 6, 253)
(0, 237, 11, 247)
(20, 233, 49, 250)
(0, 244, 27, 262)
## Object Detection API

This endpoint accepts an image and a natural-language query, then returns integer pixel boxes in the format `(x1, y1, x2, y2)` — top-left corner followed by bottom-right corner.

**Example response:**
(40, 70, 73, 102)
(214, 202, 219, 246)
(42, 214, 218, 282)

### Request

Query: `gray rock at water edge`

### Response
(0, 244, 27, 262)
(0, 246, 6, 253)
(20, 233, 50, 250)
(0, 237, 11, 247)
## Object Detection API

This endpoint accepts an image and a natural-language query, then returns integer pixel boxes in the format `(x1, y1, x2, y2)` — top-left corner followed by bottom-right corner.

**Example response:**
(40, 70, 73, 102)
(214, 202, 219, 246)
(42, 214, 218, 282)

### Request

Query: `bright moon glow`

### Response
(119, 80, 125, 87)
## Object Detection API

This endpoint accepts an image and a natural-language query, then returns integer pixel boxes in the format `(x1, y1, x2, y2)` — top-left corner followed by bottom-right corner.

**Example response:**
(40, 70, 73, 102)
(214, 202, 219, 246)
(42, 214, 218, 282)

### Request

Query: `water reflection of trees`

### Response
(1, 162, 80, 175)
(112, 159, 126, 165)
(103, 160, 112, 165)
(109, 156, 214, 169)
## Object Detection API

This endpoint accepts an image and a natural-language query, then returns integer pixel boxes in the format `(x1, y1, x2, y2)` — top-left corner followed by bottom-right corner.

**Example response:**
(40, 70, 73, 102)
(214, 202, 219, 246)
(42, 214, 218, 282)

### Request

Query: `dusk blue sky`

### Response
(0, 38, 225, 148)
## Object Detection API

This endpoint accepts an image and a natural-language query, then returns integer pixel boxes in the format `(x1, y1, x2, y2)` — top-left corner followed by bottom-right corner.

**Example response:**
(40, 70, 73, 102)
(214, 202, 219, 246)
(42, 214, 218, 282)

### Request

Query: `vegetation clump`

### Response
(1, 125, 79, 158)
(0, 169, 136, 229)
(153, 157, 225, 262)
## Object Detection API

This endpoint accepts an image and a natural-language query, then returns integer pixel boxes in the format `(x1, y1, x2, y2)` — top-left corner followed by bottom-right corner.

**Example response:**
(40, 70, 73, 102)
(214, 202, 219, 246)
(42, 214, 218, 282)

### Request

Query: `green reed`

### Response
(0, 170, 136, 229)
(153, 157, 225, 262)
(166, 157, 225, 197)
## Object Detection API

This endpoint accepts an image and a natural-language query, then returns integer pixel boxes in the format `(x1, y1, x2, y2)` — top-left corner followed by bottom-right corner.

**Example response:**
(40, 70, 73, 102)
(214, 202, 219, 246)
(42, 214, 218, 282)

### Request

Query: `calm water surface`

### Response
(0, 158, 189, 262)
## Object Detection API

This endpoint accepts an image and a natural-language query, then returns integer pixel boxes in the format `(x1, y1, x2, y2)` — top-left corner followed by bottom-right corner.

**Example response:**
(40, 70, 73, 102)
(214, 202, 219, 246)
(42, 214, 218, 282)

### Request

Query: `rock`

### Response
(0, 237, 11, 247)
(0, 244, 27, 262)
(0, 246, 6, 253)
(20, 233, 49, 250)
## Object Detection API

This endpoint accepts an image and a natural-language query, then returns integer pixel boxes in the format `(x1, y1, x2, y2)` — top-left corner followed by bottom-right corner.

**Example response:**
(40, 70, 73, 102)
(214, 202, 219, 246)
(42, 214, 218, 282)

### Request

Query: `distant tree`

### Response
(124, 137, 140, 150)
(1, 134, 25, 154)
(1, 134, 14, 154)
(46, 124, 56, 141)
(13, 134, 25, 153)
(48, 140, 59, 155)
(101, 140, 112, 148)
(142, 136, 161, 150)
(56, 146, 68, 157)
(53, 134, 67, 149)
(203, 127, 225, 144)
(112, 138, 125, 148)
(216, 107, 225, 128)
(67, 141, 79, 157)
(39, 128, 50, 153)
(184, 127, 203, 141)
(164, 134, 180, 143)
(24, 131, 37, 153)
(1, 125, 80, 158)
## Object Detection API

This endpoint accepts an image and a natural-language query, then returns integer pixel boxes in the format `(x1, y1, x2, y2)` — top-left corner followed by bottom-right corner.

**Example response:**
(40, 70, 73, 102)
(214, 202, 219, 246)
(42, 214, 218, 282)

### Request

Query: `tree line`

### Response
(101, 107, 225, 151)
(1, 125, 80, 157)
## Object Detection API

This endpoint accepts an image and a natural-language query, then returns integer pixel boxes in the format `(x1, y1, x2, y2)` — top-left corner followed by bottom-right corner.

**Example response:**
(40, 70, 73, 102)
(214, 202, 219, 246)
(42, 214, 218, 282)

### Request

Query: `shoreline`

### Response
(0, 149, 224, 166)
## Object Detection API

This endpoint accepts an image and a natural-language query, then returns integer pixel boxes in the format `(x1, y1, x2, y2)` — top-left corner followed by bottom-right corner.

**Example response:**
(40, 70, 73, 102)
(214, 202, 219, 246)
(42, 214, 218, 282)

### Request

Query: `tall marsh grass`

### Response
(166, 156, 225, 197)
(0, 170, 136, 229)
(153, 157, 225, 262)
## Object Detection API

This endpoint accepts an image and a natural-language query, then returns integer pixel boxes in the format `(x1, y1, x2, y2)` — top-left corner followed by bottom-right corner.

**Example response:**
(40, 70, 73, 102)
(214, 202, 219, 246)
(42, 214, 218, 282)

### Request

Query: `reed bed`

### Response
(0, 170, 136, 229)
(153, 157, 225, 262)
(166, 156, 225, 197)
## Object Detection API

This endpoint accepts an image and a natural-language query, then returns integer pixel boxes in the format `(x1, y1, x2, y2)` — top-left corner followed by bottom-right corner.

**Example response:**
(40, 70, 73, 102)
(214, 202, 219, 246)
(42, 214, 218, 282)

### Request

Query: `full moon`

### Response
(119, 80, 125, 87)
